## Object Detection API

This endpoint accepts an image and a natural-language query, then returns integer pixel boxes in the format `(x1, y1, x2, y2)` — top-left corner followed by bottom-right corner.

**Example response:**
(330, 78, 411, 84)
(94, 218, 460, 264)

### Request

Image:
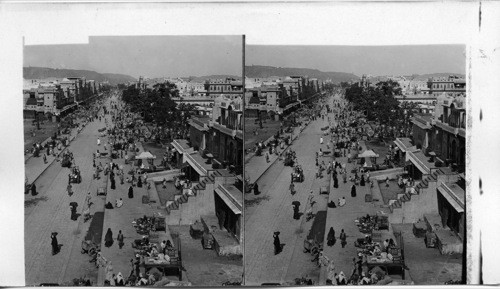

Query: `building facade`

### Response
(427, 76, 466, 97)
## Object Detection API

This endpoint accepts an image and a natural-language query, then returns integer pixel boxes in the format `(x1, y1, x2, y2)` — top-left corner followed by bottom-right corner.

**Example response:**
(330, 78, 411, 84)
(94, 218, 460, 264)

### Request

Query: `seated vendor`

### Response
(165, 240, 174, 250)
(338, 197, 346, 207)
(148, 246, 159, 257)
(115, 198, 123, 208)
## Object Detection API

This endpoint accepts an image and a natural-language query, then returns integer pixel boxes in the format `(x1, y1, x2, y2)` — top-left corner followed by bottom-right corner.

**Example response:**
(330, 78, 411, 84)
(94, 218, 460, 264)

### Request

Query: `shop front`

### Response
(437, 182, 465, 240)
(214, 184, 242, 242)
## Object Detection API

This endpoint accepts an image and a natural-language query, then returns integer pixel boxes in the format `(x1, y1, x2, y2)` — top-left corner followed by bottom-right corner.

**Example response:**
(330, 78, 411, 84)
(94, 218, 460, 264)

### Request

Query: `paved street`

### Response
(244, 102, 333, 285)
(94, 93, 177, 285)
(24, 98, 111, 285)
(318, 93, 380, 283)
(245, 124, 302, 184)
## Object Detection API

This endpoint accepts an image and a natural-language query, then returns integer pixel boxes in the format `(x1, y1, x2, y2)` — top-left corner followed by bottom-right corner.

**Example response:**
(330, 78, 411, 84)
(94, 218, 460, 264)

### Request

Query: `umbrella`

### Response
(358, 150, 380, 158)
(292, 201, 301, 207)
(135, 151, 156, 160)
(70, 202, 78, 207)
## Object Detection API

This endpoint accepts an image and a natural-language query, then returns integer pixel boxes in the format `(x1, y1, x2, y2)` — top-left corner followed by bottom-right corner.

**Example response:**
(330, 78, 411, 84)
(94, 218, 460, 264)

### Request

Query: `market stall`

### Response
(135, 151, 156, 170)
(142, 235, 183, 281)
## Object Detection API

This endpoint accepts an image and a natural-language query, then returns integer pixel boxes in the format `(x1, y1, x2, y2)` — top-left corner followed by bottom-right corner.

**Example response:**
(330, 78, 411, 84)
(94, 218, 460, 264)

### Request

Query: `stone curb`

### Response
(26, 125, 85, 186)
(252, 120, 312, 185)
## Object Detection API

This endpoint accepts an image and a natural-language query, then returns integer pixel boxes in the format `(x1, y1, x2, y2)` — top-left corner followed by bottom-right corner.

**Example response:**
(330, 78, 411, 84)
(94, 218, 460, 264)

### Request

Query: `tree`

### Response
(121, 82, 182, 126)
(344, 80, 402, 126)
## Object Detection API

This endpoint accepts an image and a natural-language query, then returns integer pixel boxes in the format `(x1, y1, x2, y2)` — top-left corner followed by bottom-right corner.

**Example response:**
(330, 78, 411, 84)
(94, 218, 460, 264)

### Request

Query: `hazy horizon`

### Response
(24, 36, 243, 79)
(247, 45, 465, 77)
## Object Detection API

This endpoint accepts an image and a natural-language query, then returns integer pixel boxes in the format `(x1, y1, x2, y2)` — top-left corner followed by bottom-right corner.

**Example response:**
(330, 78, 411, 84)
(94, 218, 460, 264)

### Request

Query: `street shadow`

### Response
(72, 213, 81, 221)
(25, 196, 49, 208)
(244, 195, 270, 207)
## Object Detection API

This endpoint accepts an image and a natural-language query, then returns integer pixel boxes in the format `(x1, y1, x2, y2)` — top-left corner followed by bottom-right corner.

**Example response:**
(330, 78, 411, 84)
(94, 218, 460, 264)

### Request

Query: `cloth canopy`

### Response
(358, 149, 379, 158)
(135, 151, 156, 159)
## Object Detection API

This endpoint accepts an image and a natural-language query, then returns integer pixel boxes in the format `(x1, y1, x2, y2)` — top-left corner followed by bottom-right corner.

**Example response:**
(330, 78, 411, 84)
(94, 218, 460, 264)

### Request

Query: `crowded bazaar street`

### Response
(18, 37, 469, 286)
(245, 93, 336, 285)
(25, 93, 114, 285)
(25, 89, 243, 286)
(244, 91, 463, 285)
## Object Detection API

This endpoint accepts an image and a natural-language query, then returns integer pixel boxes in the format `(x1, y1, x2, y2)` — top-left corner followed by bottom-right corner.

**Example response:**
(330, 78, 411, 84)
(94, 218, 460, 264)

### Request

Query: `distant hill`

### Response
(189, 75, 241, 82)
(101, 73, 137, 84)
(245, 65, 359, 83)
(408, 73, 465, 81)
(370, 73, 466, 82)
(23, 67, 136, 85)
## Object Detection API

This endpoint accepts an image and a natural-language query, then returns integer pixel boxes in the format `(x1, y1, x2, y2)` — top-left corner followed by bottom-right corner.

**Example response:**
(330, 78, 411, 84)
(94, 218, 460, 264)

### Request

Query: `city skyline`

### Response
(247, 45, 465, 77)
(24, 35, 243, 79)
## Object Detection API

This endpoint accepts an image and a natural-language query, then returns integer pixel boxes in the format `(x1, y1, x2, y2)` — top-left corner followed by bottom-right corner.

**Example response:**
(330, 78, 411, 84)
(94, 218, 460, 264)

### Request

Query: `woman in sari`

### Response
(327, 227, 336, 246)
(104, 228, 114, 247)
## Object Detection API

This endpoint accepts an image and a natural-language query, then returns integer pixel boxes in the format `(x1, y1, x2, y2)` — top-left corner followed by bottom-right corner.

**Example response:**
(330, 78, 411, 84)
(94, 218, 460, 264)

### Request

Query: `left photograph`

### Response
(23, 35, 244, 286)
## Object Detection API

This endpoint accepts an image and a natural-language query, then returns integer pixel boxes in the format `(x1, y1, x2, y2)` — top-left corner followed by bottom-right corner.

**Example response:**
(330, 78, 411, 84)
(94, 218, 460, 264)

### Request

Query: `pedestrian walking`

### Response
(85, 192, 92, 208)
(293, 203, 300, 219)
(97, 138, 101, 146)
(327, 227, 336, 246)
(43, 154, 47, 164)
(273, 232, 281, 255)
(70, 202, 78, 220)
(51, 232, 59, 255)
(128, 185, 134, 199)
(31, 183, 37, 196)
(105, 228, 114, 247)
(253, 182, 260, 195)
(340, 229, 347, 248)
(351, 184, 357, 197)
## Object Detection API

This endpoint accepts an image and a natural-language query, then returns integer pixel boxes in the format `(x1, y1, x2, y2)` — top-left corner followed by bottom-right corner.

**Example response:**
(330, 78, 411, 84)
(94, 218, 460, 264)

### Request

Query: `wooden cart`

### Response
(96, 187, 107, 196)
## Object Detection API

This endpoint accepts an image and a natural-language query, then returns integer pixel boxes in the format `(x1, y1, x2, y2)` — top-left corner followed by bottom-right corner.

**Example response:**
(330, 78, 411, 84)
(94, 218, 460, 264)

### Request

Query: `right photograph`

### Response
(243, 45, 466, 286)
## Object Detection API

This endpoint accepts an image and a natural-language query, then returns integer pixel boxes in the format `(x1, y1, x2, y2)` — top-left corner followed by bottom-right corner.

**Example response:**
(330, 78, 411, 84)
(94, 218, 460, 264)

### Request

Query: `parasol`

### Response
(292, 201, 301, 207)
(358, 149, 380, 158)
(135, 151, 156, 160)
(70, 202, 78, 207)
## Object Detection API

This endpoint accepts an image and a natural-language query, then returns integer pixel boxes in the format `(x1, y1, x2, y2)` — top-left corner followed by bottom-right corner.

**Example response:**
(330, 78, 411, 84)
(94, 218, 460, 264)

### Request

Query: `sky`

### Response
(246, 45, 465, 77)
(24, 36, 243, 79)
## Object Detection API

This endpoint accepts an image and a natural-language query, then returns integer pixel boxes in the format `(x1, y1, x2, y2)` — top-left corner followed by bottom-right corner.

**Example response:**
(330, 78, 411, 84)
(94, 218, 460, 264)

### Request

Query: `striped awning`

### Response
(394, 138, 418, 153)
(406, 151, 431, 174)
(183, 152, 208, 177)
(214, 185, 242, 215)
(437, 183, 464, 213)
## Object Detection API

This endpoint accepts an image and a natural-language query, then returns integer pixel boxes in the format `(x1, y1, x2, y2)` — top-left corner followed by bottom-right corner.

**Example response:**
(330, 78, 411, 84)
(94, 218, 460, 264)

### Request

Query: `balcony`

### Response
(210, 121, 243, 140)
(434, 120, 465, 138)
